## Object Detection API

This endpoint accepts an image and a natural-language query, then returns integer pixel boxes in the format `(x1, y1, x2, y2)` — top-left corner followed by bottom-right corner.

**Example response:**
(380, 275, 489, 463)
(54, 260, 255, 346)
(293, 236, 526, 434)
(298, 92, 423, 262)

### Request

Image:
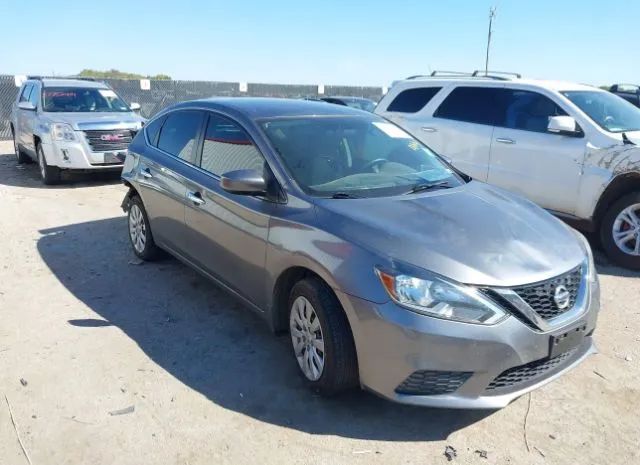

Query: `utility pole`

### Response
(485, 6, 497, 76)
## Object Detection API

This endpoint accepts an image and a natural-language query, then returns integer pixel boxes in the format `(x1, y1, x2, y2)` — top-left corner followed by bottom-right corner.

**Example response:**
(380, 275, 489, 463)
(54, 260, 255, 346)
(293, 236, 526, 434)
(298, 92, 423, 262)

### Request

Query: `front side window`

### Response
(42, 87, 130, 113)
(434, 87, 505, 125)
(502, 90, 566, 133)
(562, 90, 640, 133)
(387, 87, 441, 113)
(157, 111, 203, 163)
(200, 114, 263, 176)
(260, 115, 463, 198)
(28, 85, 40, 107)
(19, 84, 33, 103)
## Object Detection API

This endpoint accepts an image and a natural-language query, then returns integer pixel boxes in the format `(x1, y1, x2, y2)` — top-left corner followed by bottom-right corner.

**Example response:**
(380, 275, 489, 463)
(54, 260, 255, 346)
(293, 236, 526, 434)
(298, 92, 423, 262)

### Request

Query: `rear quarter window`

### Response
(386, 87, 442, 113)
(144, 115, 166, 147)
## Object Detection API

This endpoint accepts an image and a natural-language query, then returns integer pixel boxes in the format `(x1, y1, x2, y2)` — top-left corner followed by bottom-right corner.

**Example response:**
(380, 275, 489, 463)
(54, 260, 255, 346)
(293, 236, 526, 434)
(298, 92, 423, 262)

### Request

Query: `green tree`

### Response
(78, 69, 171, 80)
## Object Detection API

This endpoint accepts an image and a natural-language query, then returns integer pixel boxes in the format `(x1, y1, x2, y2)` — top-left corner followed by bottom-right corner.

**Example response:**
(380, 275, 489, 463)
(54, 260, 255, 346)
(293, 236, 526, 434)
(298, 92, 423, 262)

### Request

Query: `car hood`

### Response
(314, 181, 586, 287)
(43, 112, 145, 130)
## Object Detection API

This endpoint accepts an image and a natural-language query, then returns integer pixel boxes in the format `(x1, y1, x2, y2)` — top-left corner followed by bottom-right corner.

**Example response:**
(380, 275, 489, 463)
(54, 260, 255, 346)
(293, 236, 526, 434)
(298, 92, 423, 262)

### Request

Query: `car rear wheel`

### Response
(128, 195, 162, 261)
(288, 278, 358, 394)
(37, 143, 61, 185)
(11, 128, 30, 164)
(601, 192, 640, 270)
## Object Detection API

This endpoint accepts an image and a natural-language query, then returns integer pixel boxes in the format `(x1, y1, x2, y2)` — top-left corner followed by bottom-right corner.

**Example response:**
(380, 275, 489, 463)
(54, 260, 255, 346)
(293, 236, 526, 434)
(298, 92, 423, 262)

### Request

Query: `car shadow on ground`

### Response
(0, 152, 122, 188)
(37, 216, 491, 442)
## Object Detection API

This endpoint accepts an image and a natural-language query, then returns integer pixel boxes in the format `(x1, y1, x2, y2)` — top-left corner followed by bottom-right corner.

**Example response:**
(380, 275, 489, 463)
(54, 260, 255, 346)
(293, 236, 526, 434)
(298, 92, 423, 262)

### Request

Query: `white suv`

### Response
(10, 77, 145, 184)
(376, 71, 640, 269)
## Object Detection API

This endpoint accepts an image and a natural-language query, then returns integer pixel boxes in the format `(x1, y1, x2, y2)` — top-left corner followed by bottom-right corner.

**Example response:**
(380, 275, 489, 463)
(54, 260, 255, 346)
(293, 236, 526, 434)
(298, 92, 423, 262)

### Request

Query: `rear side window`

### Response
(386, 87, 442, 113)
(434, 87, 505, 125)
(200, 113, 263, 176)
(157, 111, 203, 164)
(19, 84, 33, 102)
(145, 115, 166, 147)
(503, 90, 567, 133)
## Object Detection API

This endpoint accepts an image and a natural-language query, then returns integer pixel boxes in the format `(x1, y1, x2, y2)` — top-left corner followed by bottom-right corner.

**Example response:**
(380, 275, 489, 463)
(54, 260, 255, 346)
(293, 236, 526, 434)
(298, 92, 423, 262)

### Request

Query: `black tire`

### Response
(288, 277, 359, 394)
(11, 128, 30, 164)
(127, 195, 162, 261)
(600, 192, 640, 270)
(36, 143, 61, 185)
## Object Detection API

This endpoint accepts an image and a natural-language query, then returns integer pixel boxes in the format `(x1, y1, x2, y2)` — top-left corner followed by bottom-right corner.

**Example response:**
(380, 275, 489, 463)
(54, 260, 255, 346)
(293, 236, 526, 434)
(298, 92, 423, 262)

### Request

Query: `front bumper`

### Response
(41, 133, 128, 170)
(336, 276, 600, 409)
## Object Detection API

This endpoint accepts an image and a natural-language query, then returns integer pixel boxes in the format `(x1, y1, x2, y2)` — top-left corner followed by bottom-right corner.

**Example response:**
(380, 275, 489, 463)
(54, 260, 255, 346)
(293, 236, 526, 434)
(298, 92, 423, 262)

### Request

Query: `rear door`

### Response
(135, 110, 205, 255)
(423, 86, 506, 181)
(183, 111, 274, 308)
(488, 88, 586, 213)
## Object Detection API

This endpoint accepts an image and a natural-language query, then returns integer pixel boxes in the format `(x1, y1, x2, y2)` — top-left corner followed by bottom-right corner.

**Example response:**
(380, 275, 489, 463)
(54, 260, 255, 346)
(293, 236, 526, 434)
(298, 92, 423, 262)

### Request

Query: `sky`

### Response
(1, 0, 638, 87)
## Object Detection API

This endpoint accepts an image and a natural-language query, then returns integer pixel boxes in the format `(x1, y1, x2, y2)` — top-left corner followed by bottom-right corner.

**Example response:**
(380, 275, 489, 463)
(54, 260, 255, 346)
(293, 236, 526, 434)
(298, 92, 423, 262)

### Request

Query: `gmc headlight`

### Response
(51, 123, 76, 141)
(376, 268, 508, 325)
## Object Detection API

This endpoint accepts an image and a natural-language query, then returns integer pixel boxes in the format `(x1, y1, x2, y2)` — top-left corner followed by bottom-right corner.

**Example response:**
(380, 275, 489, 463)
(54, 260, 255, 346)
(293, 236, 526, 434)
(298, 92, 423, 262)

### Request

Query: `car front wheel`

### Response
(601, 192, 640, 270)
(37, 143, 61, 185)
(288, 278, 358, 394)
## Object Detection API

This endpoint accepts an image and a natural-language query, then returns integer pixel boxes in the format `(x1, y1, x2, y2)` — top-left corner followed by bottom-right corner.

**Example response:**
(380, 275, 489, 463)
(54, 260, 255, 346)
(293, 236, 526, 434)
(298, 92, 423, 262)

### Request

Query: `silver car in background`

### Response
(121, 98, 600, 409)
(10, 77, 144, 184)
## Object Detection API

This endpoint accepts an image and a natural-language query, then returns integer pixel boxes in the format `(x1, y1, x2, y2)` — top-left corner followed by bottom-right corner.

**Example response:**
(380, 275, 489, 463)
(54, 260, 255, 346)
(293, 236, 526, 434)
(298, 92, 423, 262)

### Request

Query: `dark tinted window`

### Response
(19, 84, 33, 102)
(387, 87, 442, 113)
(200, 114, 263, 176)
(157, 111, 203, 163)
(503, 90, 566, 133)
(434, 87, 505, 125)
(145, 115, 165, 147)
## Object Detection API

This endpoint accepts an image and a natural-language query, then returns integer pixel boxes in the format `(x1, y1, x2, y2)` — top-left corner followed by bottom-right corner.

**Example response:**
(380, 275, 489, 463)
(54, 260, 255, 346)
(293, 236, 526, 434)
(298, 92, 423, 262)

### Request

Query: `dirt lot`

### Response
(0, 140, 638, 465)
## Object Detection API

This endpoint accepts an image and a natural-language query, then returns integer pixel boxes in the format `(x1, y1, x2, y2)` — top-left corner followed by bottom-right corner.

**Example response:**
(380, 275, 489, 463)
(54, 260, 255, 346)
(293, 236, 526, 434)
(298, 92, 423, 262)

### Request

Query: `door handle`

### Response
(140, 168, 153, 178)
(496, 138, 515, 144)
(421, 127, 437, 133)
(187, 191, 205, 206)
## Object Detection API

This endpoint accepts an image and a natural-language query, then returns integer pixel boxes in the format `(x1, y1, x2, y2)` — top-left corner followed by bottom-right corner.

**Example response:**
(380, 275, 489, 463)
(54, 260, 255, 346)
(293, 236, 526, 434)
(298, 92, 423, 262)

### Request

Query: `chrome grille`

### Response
(395, 370, 472, 396)
(486, 349, 577, 392)
(83, 129, 134, 152)
(513, 266, 582, 320)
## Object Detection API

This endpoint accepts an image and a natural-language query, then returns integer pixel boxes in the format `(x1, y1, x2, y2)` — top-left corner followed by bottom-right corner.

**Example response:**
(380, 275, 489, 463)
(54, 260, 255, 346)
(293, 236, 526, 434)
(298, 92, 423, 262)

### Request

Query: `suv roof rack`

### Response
(26, 75, 98, 82)
(471, 70, 522, 79)
(429, 71, 473, 77)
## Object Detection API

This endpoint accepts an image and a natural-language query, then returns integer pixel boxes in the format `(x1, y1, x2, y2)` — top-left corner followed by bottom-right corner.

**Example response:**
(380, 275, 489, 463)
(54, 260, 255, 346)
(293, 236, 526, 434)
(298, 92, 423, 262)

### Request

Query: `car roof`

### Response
(392, 76, 601, 93)
(36, 78, 110, 89)
(174, 97, 371, 118)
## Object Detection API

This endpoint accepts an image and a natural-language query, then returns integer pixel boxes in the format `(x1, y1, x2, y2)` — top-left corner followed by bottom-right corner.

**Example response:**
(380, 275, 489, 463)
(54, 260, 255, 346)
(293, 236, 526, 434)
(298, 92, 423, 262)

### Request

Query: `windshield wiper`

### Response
(330, 192, 362, 199)
(405, 180, 451, 195)
(622, 132, 636, 145)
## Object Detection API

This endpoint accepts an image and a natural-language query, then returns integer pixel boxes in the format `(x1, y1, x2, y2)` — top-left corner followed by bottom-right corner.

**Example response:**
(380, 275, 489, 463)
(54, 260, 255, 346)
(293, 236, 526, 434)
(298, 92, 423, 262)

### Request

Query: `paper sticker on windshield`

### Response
(372, 122, 411, 138)
(98, 89, 117, 98)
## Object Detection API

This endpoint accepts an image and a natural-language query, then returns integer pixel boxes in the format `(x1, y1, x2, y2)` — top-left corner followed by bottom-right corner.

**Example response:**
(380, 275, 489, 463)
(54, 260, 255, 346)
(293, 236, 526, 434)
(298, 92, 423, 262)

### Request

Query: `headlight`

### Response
(376, 269, 508, 325)
(51, 123, 76, 141)
(571, 229, 596, 282)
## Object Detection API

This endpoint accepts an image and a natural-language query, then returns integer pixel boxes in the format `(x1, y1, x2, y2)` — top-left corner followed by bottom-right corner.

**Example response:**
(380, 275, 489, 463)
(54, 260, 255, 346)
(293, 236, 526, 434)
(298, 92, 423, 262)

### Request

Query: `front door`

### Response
(488, 89, 586, 214)
(183, 112, 273, 308)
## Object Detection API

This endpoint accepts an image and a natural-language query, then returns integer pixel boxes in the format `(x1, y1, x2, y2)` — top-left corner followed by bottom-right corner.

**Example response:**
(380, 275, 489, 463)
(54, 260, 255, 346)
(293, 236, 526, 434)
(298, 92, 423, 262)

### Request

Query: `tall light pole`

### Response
(485, 6, 497, 76)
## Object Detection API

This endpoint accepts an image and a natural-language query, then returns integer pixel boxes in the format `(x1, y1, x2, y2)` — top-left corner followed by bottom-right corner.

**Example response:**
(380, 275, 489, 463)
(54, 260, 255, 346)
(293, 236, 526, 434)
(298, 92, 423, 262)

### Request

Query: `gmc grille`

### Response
(83, 129, 135, 152)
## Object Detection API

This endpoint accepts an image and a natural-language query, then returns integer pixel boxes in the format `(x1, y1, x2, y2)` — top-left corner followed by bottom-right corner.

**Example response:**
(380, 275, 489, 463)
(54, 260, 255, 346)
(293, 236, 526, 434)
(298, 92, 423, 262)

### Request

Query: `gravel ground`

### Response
(0, 140, 638, 465)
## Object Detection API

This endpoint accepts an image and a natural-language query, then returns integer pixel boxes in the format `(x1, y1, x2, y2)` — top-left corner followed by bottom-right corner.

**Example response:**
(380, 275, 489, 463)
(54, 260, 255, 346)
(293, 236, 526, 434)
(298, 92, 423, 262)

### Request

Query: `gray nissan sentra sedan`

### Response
(121, 98, 600, 409)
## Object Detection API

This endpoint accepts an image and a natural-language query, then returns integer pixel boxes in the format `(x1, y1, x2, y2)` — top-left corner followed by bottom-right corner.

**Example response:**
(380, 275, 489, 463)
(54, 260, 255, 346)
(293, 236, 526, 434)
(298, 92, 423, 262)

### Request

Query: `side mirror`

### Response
(220, 169, 267, 195)
(18, 101, 36, 111)
(548, 116, 581, 137)
(130, 102, 141, 112)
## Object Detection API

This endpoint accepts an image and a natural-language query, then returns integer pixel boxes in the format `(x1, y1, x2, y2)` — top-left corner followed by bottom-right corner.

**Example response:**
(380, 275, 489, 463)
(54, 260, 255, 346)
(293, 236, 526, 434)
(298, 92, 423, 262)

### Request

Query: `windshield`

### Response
(562, 90, 640, 133)
(260, 115, 463, 198)
(344, 100, 376, 112)
(42, 87, 130, 113)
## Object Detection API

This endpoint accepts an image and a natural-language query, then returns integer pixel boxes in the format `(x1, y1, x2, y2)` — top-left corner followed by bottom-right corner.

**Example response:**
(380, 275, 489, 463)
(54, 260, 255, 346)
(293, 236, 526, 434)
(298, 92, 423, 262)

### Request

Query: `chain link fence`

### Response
(0, 74, 384, 139)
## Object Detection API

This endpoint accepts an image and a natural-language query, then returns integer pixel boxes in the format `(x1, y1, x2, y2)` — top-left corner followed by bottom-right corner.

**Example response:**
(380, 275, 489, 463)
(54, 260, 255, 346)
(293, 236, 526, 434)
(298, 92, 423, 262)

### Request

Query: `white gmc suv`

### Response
(376, 71, 640, 269)
(10, 77, 145, 185)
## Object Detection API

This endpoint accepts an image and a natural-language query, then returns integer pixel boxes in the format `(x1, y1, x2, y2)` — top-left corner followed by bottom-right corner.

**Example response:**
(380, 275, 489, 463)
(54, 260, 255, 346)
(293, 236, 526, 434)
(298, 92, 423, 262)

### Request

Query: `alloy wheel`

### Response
(612, 203, 640, 256)
(129, 204, 147, 254)
(290, 296, 325, 381)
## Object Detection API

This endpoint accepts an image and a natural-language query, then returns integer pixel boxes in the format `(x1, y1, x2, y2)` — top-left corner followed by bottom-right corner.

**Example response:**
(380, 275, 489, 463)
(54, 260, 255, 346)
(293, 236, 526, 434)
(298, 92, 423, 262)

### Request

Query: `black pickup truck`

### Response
(610, 84, 640, 107)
